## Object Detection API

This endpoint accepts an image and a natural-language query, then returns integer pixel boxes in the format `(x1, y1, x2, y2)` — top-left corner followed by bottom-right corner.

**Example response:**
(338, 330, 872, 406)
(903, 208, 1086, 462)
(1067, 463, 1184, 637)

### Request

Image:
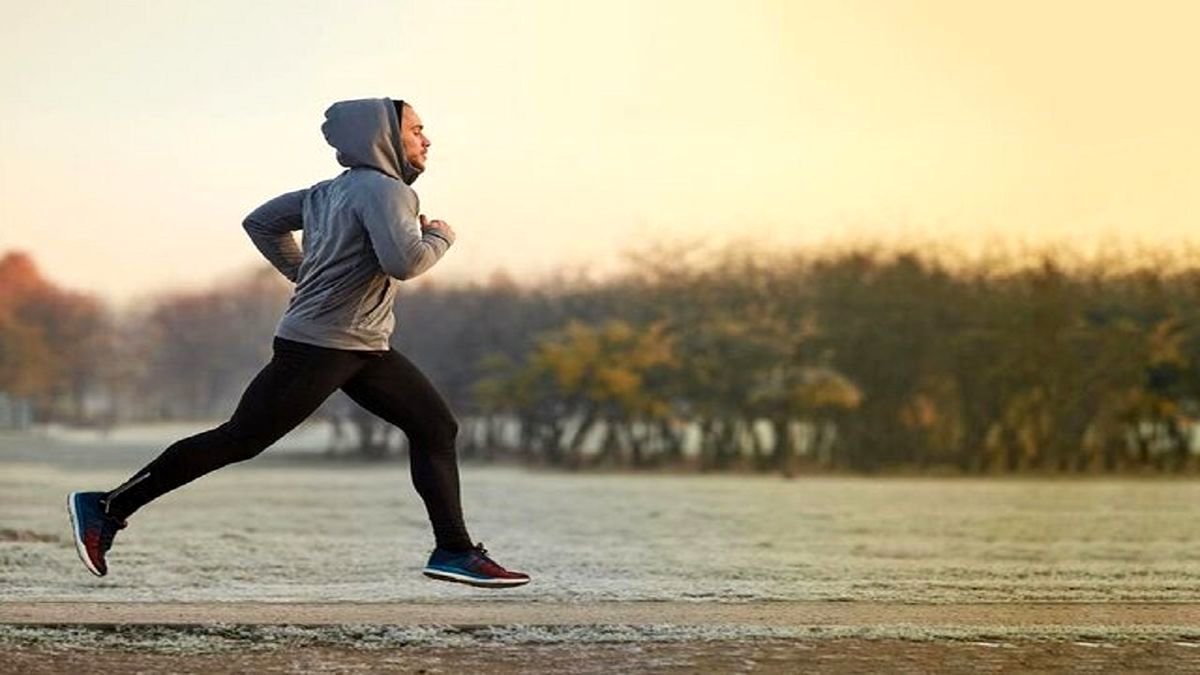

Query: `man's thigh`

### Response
(338, 348, 456, 433)
(226, 339, 367, 442)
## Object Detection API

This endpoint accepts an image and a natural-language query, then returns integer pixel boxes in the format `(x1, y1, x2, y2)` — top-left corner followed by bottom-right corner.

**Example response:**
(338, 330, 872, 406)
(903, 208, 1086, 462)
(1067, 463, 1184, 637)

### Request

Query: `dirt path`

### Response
(5, 600, 1200, 627)
(4, 639, 1200, 674)
(6, 603, 1200, 672)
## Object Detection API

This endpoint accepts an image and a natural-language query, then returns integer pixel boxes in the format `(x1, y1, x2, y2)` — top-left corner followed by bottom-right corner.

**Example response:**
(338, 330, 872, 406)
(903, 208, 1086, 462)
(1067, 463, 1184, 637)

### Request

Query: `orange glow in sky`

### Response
(1, 0, 1197, 307)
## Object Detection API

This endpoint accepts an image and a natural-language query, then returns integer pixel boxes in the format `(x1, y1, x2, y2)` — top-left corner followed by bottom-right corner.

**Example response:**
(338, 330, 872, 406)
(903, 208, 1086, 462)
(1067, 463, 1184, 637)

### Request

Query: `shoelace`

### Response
(471, 542, 498, 566)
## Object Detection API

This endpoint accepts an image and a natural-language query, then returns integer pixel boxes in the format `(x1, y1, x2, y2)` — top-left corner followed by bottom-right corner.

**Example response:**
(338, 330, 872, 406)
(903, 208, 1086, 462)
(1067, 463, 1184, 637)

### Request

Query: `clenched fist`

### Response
(420, 214, 455, 239)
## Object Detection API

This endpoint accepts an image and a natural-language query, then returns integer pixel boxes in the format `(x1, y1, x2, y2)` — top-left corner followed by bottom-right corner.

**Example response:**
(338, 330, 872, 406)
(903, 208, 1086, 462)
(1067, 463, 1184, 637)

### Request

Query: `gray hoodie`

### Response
(242, 97, 455, 351)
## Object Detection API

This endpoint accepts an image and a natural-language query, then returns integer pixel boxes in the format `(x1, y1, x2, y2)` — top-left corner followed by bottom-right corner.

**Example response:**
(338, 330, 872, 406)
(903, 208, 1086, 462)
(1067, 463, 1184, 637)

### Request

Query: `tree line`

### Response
(4, 240, 1200, 475)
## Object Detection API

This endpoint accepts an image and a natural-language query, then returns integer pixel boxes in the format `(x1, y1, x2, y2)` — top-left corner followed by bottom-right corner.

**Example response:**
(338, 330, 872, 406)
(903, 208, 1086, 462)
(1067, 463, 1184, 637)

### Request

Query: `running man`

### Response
(67, 97, 530, 589)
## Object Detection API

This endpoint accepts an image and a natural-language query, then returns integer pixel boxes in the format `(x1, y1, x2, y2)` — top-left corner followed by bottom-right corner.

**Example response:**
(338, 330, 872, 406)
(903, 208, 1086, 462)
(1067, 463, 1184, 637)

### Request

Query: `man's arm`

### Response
(242, 188, 306, 283)
(358, 183, 455, 281)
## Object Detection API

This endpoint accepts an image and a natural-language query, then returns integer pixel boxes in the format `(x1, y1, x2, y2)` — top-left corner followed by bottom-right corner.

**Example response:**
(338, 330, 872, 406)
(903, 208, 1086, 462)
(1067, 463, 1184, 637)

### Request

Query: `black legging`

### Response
(102, 336, 473, 552)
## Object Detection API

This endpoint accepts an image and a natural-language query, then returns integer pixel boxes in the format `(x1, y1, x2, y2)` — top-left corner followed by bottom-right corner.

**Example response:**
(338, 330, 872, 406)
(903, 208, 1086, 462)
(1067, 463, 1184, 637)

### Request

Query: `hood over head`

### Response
(320, 97, 422, 185)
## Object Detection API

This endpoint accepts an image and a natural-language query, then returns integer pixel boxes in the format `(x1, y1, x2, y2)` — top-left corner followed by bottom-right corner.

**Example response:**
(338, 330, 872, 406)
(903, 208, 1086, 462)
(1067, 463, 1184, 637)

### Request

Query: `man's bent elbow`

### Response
(383, 255, 435, 281)
(381, 263, 413, 281)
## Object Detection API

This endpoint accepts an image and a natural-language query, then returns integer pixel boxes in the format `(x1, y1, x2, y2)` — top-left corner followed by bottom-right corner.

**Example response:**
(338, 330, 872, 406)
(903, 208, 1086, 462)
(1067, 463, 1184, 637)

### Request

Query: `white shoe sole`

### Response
(423, 567, 530, 588)
(66, 492, 104, 577)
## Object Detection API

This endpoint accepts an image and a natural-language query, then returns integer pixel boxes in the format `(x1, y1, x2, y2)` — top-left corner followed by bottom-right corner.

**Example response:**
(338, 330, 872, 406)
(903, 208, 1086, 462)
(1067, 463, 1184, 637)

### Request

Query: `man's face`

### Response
(400, 104, 430, 171)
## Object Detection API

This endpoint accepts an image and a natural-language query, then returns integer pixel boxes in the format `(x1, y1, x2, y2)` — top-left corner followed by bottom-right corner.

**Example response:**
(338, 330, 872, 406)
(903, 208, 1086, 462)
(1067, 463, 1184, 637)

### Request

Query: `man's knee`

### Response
(436, 416, 459, 447)
(418, 416, 459, 452)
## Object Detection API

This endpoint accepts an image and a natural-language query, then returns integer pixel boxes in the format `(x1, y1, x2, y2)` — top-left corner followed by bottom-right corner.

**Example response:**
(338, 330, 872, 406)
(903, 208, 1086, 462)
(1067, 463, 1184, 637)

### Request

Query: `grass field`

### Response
(4, 424, 1200, 670)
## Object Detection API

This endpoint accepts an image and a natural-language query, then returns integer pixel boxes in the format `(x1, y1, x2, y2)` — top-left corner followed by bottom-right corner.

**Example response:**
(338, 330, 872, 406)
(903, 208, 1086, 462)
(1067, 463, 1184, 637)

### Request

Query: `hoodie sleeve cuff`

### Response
(425, 227, 455, 247)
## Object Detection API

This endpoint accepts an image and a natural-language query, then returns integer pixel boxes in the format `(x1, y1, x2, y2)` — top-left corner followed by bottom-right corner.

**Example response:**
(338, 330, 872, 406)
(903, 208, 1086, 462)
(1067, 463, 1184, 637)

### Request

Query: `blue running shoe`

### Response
(67, 491, 127, 577)
(423, 542, 530, 588)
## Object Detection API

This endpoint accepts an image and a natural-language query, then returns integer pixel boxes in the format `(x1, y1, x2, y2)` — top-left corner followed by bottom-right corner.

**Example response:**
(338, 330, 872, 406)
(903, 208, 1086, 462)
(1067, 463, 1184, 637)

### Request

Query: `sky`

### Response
(1, 0, 1198, 309)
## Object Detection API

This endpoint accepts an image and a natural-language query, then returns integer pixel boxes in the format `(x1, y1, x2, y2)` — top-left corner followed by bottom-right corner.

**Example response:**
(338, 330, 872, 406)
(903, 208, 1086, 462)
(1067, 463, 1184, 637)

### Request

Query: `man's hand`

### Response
(420, 214, 455, 239)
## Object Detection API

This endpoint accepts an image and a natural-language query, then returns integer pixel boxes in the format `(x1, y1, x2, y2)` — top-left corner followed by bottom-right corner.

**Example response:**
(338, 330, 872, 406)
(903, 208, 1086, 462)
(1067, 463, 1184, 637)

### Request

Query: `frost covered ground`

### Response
(3, 423, 1200, 605)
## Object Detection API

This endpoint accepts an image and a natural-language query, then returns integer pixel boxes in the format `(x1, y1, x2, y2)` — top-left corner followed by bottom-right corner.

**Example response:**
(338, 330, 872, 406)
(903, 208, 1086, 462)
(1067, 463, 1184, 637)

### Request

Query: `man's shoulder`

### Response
(340, 167, 411, 190)
(337, 168, 418, 208)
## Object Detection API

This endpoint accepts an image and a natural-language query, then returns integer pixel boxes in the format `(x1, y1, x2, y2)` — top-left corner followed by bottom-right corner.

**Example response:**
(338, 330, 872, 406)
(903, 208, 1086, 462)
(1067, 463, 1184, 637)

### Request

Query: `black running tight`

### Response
(102, 336, 473, 551)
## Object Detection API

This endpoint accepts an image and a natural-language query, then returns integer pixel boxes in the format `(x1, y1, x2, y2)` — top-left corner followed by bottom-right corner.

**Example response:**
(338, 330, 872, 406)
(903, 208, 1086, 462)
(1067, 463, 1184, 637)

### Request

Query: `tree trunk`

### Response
(770, 416, 796, 477)
(657, 418, 686, 465)
(698, 417, 719, 471)
(589, 419, 617, 469)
